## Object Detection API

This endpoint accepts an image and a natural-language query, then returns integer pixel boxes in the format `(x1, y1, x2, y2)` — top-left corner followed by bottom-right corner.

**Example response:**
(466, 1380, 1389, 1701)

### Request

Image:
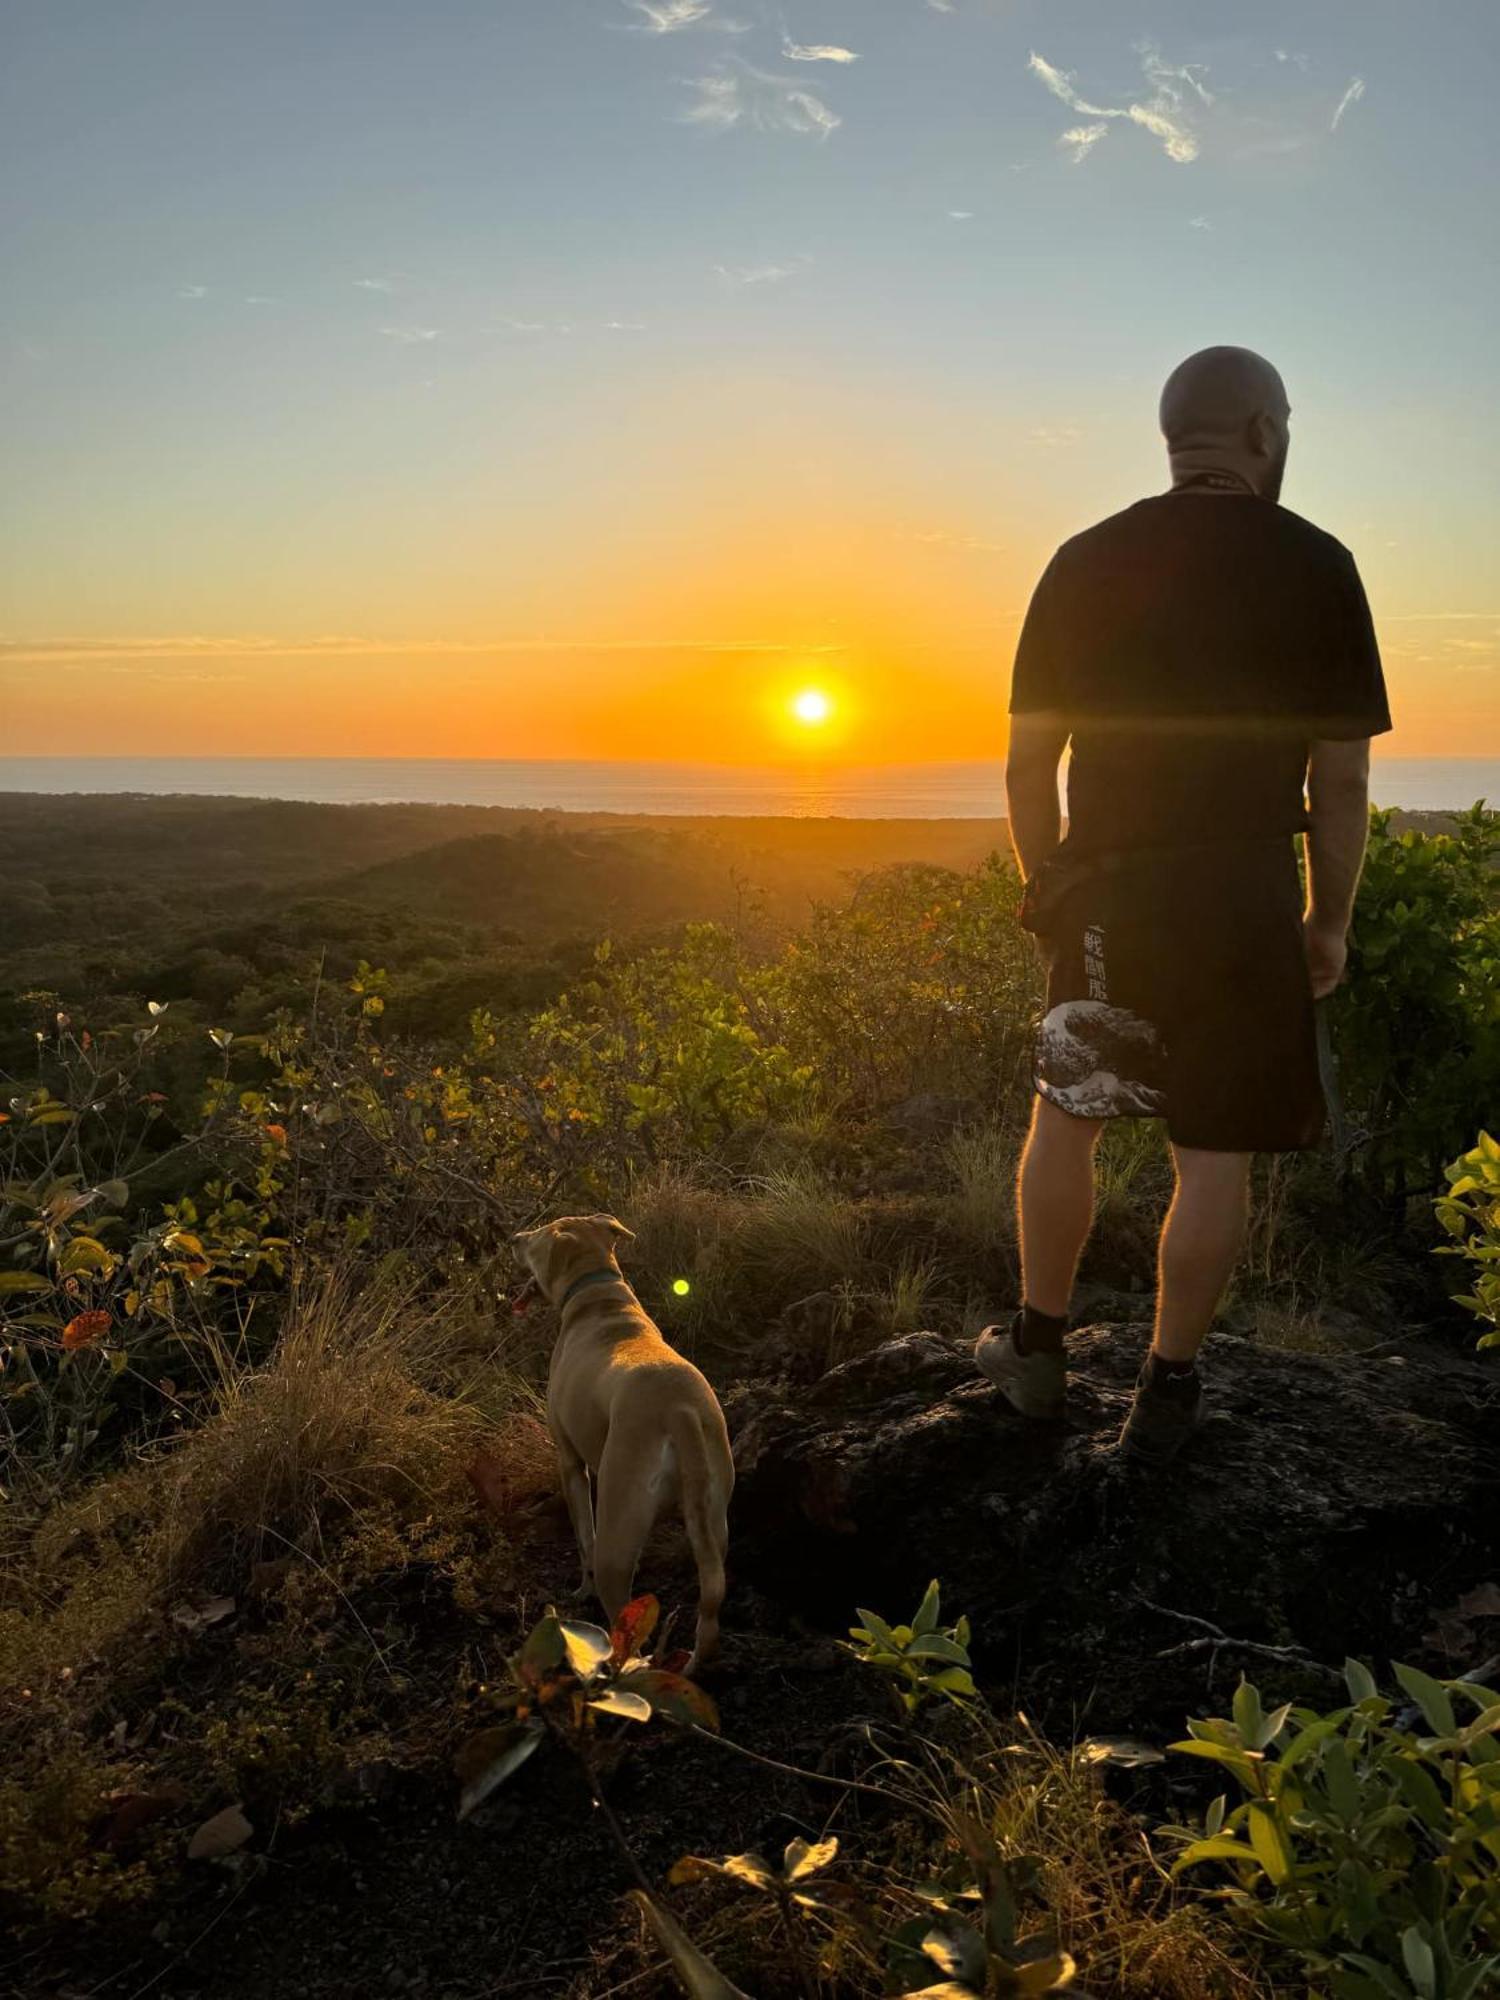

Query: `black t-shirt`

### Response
(1010, 493, 1391, 855)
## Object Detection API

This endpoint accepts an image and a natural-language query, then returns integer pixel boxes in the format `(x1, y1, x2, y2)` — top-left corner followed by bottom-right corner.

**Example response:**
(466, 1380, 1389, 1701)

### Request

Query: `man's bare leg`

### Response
(1153, 1146, 1252, 1362)
(978, 1094, 1105, 1414)
(1122, 1144, 1251, 1462)
(1018, 1093, 1105, 1317)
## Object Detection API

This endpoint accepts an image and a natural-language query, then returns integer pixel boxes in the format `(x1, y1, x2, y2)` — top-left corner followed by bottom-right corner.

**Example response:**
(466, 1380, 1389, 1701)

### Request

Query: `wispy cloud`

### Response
(1029, 425, 1081, 447)
(622, 0, 746, 32)
(603, 318, 648, 331)
(926, 0, 955, 12)
(781, 36, 858, 64)
(1029, 47, 1203, 164)
(947, 208, 975, 220)
(354, 276, 398, 293)
(681, 59, 840, 137)
(1331, 76, 1366, 131)
(176, 285, 208, 300)
(1060, 122, 1108, 164)
(713, 254, 811, 285)
(624, 0, 708, 30)
(379, 325, 440, 344)
(0, 634, 841, 663)
(1189, 215, 1212, 230)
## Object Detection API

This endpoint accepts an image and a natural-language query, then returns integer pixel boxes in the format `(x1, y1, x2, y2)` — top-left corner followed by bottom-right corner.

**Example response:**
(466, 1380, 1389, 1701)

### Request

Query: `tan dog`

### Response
(512, 1213, 733, 1670)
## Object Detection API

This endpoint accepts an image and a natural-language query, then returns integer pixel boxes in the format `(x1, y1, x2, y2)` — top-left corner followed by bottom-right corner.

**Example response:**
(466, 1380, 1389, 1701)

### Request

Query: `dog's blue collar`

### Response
(558, 1267, 628, 1312)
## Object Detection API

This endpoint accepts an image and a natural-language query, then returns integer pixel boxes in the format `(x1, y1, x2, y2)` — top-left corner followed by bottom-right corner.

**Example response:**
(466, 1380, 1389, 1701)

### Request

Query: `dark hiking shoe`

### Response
(975, 1315, 1066, 1419)
(1119, 1357, 1205, 1465)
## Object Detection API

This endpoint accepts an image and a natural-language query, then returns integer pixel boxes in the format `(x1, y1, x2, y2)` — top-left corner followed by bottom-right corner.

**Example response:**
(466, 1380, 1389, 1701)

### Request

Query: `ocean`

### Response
(0, 756, 1495, 819)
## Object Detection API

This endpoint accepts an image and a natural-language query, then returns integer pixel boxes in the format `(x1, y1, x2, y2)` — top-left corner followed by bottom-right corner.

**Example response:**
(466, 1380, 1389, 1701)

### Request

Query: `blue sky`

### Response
(2, 0, 1496, 759)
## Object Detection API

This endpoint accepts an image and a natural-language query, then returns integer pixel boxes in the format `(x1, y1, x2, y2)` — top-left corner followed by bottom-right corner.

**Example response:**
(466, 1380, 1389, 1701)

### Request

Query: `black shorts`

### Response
(1033, 842, 1323, 1154)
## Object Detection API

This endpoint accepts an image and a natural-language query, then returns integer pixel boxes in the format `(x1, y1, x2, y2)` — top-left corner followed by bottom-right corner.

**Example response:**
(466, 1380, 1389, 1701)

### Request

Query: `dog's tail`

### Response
(668, 1401, 731, 1672)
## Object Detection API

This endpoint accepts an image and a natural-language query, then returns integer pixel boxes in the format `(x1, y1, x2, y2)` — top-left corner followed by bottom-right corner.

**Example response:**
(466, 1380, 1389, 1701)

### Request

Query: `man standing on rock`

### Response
(977, 346, 1390, 1464)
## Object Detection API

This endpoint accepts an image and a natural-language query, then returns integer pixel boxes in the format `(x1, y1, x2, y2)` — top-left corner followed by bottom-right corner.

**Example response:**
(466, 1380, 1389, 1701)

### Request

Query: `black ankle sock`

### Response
(1145, 1350, 1197, 1382)
(1015, 1303, 1068, 1356)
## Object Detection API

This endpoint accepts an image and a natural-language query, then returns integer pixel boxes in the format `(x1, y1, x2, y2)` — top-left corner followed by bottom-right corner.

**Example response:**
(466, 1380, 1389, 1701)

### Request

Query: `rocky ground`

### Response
(8, 1319, 1498, 2000)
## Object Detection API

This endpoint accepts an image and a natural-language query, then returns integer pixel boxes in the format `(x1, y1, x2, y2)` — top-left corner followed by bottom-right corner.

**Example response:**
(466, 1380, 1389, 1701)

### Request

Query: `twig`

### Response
(1131, 1594, 1345, 1687)
(685, 1721, 915, 1810)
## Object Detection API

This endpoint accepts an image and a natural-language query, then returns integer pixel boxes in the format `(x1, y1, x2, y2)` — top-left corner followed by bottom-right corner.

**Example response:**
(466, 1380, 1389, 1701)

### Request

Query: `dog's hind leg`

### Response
(592, 1431, 665, 1627)
(676, 1416, 736, 1680)
(554, 1431, 597, 1598)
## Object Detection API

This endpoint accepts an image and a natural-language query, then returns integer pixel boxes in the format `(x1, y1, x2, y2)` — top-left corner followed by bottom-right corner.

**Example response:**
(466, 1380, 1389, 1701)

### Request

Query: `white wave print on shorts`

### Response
(1035, 998, 1167, 1120)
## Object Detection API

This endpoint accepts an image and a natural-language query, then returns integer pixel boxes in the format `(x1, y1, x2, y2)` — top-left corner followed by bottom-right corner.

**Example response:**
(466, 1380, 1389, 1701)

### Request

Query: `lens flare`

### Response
(671, 1277, 691, 1297)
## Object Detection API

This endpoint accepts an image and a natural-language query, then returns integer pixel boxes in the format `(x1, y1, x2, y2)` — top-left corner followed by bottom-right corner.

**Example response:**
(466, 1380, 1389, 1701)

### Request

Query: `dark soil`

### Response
(9, 1320, 1499, 2000)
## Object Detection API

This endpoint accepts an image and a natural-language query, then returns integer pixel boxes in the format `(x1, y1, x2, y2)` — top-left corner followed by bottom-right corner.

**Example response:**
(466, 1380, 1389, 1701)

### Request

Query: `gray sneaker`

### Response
(1119, 1358, 1205, 1465)
(975, 1316, 1066, 1419)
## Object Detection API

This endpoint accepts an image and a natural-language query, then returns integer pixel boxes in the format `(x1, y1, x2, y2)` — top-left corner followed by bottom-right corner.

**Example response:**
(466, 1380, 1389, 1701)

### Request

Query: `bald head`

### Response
(1159, 346, 1291, 499)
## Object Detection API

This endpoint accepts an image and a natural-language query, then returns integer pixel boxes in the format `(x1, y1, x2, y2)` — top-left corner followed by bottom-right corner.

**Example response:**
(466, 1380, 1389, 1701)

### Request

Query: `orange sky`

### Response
(3, 7, 1497, 767)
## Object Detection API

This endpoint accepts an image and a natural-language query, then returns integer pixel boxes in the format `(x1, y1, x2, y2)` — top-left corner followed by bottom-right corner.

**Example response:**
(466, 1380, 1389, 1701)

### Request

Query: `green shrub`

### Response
(1335, 807, 1500, 1200)
(1434, 1134, 1500, 1349)
(846, 1581, 977, 1716)
(1164, 1661, 1500, 1999)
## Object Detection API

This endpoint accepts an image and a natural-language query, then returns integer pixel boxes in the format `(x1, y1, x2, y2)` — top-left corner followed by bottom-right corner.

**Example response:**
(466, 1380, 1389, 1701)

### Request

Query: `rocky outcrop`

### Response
(728, 1325, 1500, 1728)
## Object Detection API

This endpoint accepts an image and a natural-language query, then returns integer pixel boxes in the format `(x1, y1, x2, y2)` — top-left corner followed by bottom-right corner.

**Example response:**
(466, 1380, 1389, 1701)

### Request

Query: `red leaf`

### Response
(610, 1594, 660, 1664)
(466, 1450, 512, 1520)
(616, 1667, 720, 1732)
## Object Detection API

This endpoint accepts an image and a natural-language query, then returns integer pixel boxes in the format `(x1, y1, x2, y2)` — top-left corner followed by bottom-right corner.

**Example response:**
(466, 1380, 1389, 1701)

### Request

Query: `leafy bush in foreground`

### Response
(1164, 1661, 1500, 1999)
(1434, 1134, 1500, 1349)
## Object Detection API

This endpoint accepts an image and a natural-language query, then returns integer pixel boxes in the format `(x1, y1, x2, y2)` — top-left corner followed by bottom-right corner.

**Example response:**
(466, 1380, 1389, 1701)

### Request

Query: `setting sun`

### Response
(792, 689, 833, 726)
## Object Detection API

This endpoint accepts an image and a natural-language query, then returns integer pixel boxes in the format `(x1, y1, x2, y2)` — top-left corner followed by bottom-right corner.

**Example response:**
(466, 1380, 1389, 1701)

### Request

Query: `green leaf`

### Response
(1345, 1659, 1379, 1704)
(558, 1619, 614, 1681)
(58, 1235, 114, 1277)
(1277, 1711, 1347, 1774)
(628, 1890, 754, 2000)
(0, 1272, 51, 1295)
(783, 1836, 837, 1883)
(1014, 1949, 1076, 1994)
(1400, 1927, 1437, 1999)
(919, 1921, 987, 1984)
(1232, 1679, 1263, 1749)
(1394, 1663, 1457, 1738)
(516, 1613, 567, 1686)
(853, 1607, 899, 1648)
(905, 1633, 971, 1664)
(911, 1580, 942, 1636)
(1171, 1835, 1258, 1873)
(721, 1853, 779, 1892)
(1077, 1736, 1166, 1770)
(1246, 1801, 1294, 1885)
(454, 1722, 544, 1818)
(588, 1687, 653, 1722)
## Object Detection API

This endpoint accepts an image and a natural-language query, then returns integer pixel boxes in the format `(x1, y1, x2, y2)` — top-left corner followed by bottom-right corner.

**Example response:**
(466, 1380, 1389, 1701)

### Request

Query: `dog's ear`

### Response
(590, 1212, 636, 1246)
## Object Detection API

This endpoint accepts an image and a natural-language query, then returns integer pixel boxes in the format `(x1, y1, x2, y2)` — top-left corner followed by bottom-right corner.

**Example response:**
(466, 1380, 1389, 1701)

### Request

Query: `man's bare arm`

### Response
(1303, 736, 1373, 998)
(1005, 714, 1070, 881)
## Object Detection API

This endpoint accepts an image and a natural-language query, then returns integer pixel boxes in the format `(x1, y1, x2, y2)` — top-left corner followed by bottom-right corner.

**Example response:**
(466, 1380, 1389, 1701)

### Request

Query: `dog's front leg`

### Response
(554, 1434, 597, 1598)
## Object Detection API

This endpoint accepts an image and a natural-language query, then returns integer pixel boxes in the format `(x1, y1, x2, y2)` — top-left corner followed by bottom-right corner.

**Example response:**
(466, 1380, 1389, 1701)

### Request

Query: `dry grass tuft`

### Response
(732, 1168, 871, 1303)
(157, 1271, 488, 1586)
